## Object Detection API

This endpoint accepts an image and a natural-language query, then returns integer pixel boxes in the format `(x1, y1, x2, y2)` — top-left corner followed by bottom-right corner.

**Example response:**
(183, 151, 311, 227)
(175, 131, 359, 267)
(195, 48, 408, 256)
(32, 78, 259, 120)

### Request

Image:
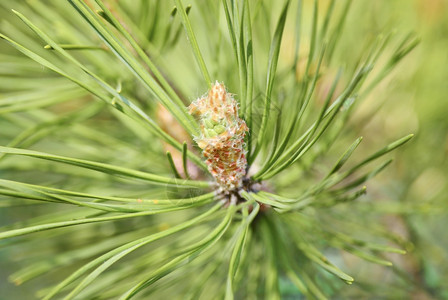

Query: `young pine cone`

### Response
(189, 82, 248, 193)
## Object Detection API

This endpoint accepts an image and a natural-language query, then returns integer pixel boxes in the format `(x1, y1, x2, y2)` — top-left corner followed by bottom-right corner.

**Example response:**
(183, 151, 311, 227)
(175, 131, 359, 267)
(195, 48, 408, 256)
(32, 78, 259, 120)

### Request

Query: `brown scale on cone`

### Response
(189, 82, 248, 193)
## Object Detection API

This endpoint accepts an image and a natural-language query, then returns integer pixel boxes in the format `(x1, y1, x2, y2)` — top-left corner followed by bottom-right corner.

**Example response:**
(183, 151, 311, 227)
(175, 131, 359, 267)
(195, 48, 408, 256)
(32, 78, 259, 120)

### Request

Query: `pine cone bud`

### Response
(189, 82, 249, 193)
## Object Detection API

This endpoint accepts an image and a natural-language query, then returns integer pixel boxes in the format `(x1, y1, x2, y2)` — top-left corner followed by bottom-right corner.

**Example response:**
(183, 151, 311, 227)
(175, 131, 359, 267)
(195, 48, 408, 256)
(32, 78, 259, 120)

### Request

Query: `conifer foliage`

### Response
(0, 0, 418, 299)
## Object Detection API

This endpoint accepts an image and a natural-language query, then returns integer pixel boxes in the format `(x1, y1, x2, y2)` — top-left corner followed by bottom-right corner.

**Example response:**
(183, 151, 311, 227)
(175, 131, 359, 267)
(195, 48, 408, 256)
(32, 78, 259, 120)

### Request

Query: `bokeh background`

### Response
(343, 1, 448, 298)
(0, 0, 447, 299)
(280, 0, 448, 298)
(325, 0, 448, 298)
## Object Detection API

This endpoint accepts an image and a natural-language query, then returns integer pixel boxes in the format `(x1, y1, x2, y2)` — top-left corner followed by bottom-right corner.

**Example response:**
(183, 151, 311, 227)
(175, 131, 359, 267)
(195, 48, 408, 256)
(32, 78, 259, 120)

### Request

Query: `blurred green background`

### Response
(0, 0, 447, 299)
(331, 0, 448, 298)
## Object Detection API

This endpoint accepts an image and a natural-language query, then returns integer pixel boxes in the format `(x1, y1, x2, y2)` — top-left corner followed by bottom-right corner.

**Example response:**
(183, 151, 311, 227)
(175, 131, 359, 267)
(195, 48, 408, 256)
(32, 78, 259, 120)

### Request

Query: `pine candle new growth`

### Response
(189, 82, 249, 193)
